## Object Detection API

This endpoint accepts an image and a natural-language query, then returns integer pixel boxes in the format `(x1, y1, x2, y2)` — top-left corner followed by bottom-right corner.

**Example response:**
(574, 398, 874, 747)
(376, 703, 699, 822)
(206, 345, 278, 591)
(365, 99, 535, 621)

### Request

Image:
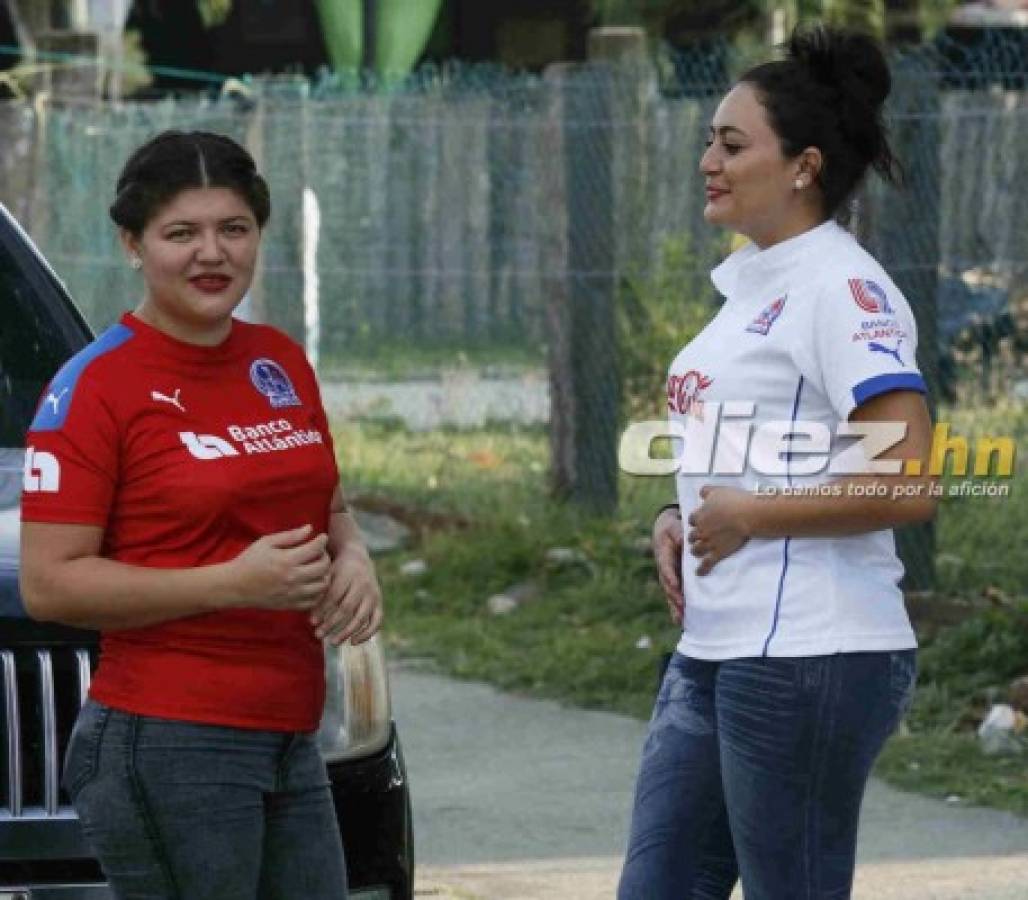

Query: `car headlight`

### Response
(317, 634, 392, 763)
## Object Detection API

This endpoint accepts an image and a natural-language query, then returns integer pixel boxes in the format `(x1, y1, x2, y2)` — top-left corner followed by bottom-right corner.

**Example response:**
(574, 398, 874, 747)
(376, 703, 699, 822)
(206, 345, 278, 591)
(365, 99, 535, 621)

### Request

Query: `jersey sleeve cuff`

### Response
(851, 372, 928, 408)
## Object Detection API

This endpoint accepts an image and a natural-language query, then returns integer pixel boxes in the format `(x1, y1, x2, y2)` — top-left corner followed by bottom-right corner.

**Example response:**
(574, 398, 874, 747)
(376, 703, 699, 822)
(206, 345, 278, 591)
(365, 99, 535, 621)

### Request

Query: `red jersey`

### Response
(21, 312, 339, 731)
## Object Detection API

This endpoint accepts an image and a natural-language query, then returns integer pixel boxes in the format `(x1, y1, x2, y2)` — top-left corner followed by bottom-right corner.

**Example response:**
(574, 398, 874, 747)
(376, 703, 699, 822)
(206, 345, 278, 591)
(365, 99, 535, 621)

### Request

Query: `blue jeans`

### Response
(618, 651, 916, 900)
(63, 699, 348, 900)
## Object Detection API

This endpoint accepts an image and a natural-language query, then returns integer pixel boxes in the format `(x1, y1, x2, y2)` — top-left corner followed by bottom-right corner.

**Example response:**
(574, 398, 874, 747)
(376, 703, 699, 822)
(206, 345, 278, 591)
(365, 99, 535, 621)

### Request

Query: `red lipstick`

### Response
(189, 275, 231, 293)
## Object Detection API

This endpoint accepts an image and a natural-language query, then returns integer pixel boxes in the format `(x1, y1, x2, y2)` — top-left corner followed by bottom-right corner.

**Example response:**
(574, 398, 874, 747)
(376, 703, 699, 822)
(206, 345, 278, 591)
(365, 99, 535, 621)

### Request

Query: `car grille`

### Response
(1, 648, 93, 817)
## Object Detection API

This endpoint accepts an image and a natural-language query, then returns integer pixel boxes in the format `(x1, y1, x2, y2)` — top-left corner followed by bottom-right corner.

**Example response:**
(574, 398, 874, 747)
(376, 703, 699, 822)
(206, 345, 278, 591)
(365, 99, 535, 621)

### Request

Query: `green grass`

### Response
(934, 401, 1028, 597)
(335, 411, 1027, 816)
(376, 505, 677, 719)
(874, 600, 1028, 817)
(339, 419, 553, 517)
(875, 734, 1028, 816)
(338, 417, 676, 533)
(338, 418, 678, 718)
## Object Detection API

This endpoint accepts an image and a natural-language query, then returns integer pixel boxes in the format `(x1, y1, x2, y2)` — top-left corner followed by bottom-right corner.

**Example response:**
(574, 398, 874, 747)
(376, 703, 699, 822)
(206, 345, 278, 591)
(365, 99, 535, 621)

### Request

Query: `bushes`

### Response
(901, 599, 1028, 737)
(916, 600, 1028, 714)
(617, 231, 726, 421)
(875, 601, 1028, 815)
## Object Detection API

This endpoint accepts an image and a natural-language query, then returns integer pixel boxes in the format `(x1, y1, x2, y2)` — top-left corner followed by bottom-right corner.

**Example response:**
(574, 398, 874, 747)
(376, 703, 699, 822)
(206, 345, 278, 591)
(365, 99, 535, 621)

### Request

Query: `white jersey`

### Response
(671, 219, 926, 659)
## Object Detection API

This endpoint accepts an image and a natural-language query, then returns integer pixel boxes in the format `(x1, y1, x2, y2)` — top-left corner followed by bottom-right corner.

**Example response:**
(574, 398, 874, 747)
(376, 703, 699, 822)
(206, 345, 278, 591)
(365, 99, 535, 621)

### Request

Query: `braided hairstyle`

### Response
(110, 130, 271, 236)
(741, 25, 901, 217)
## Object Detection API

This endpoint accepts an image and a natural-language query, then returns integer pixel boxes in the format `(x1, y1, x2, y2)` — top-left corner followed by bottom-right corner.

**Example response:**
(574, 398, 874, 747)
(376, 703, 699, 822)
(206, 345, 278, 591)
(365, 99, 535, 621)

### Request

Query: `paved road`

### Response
(390, 663, 1028, 899)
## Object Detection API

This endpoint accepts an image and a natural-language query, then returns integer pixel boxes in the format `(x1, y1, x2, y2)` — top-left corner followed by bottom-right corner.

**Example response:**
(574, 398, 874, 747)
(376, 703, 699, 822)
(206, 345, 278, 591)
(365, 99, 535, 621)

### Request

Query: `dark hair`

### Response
(109, 130, 271, 235)
(740, 25, 901, 217)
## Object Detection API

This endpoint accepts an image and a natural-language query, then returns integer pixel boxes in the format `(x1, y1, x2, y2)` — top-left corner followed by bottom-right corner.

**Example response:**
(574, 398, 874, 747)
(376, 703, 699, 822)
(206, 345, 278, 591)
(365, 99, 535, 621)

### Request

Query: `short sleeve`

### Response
(281, 338, 339, 476)
(790, 274, 928, 420)
(306, 370, 338, 472)
(21, 367, 119, 526)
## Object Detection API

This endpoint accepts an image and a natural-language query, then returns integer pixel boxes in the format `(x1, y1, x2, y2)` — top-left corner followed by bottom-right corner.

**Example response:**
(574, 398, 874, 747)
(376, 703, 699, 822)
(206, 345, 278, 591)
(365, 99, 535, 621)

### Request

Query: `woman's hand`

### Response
(230, 525, 332, 610)
(687, 486, 755, 576)
(653, 508, 685, 625)
(309, 545, 384, 645)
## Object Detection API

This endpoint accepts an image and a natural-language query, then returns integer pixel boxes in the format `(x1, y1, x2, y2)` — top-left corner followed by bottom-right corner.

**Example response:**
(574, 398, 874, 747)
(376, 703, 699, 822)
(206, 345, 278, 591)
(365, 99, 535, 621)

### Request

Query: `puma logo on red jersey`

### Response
(45, 388, 69, 414)
(152, 388, 186, 412)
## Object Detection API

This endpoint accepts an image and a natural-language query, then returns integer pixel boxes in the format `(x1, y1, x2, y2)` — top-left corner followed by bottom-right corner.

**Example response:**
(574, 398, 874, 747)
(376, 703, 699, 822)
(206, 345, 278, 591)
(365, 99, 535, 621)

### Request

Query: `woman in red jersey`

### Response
(20, 131, 378, 899)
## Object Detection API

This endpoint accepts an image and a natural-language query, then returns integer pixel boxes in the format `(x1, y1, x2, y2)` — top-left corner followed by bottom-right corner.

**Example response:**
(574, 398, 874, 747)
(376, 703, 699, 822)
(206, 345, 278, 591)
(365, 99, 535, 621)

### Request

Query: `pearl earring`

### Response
(130, 256, 142, 270)
(794, 178, 805, 190)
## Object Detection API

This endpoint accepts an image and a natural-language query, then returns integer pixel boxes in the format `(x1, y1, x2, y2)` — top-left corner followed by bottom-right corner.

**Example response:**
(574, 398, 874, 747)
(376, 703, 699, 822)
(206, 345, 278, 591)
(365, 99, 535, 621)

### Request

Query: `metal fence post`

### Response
(872, 54, 941, 591)
(544, 54, 619, 514)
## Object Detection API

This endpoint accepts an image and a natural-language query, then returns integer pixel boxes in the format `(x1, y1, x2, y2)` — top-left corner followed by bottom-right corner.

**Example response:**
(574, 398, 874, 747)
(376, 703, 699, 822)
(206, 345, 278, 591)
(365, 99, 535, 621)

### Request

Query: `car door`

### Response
(1, 206, 104, 874)
(0, 206, 92, 617)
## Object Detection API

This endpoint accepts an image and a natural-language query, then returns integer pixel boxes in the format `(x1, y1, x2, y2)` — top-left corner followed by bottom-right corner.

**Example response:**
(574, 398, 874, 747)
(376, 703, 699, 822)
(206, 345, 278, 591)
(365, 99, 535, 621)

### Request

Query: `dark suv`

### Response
(0, 205, 413, 899)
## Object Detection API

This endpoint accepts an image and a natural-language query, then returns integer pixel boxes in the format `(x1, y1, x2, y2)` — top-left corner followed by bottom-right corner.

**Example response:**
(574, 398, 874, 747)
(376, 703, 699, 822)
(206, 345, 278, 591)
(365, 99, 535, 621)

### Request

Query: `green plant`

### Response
(617, 231, 724, 422)
(916, 601, 1028, 703)
(934, 401, 1027, 597)
(898, 601, 1028, 757)
(874, 600, 1028, 816)
(197, 0, 233, 28)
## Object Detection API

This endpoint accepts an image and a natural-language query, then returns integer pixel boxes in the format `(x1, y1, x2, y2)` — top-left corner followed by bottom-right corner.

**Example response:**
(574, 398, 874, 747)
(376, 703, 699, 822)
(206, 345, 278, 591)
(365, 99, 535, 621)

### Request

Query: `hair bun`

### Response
(788, 25, 891, 111)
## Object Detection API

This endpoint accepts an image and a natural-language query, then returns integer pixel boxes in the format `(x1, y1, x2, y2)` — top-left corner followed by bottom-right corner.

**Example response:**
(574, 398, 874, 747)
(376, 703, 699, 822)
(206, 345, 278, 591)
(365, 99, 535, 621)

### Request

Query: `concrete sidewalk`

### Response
(391, 663, 1028, 899)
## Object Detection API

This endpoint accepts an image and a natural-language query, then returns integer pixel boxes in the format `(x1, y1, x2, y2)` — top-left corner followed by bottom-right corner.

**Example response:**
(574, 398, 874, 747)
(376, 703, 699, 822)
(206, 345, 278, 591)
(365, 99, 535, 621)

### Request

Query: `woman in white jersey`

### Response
(618, 26, 936, 900)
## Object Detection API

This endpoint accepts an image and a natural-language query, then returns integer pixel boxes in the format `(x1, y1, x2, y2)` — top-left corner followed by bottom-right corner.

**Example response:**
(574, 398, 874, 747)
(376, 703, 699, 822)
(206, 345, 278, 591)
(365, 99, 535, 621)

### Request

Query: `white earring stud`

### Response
(794, 178, 805, 190)
(130, 256, 142, 270)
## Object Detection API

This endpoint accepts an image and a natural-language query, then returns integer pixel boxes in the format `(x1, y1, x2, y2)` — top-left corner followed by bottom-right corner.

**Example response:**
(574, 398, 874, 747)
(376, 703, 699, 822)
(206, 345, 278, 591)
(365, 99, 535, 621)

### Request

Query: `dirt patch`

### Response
(905, 591, 994, 641)
(351, 493, 472, 538)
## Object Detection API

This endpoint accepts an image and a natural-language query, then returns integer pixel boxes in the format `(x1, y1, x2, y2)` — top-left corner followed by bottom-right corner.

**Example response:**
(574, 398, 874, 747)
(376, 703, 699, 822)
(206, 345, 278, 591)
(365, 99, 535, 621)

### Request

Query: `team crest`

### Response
(250, 358, 301, 408)
(746, 296, 787, 335)
(848, 278, 894, 315)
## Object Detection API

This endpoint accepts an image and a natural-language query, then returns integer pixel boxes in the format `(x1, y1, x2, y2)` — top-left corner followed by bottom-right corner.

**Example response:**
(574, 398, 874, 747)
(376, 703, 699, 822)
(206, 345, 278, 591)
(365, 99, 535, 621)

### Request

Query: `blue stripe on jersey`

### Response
(852, 372, 927, 407)
(762, 539, 792, 657)
(762, 375, 805, 657)
(30, 323, 135, 432)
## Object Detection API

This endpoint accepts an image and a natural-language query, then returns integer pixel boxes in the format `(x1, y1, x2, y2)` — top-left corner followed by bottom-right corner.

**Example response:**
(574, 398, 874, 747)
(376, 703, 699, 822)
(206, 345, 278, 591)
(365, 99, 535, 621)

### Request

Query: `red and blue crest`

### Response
(745, 296, 787, 336)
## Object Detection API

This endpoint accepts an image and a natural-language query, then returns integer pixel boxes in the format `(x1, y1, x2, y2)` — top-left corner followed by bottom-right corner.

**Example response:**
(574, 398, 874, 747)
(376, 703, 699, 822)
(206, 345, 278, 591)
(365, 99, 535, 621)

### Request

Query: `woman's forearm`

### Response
(742, 389, 938, 540)
(23, 519, 331, 632)
(20, 555, 240, 631)
(744, 473, 937, 539)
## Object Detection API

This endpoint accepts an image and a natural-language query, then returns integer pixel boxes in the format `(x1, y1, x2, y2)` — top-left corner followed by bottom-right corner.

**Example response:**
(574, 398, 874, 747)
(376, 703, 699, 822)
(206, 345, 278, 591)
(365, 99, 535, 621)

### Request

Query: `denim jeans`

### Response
(63, 699, 348, 900)
(618, 651, 916, 900)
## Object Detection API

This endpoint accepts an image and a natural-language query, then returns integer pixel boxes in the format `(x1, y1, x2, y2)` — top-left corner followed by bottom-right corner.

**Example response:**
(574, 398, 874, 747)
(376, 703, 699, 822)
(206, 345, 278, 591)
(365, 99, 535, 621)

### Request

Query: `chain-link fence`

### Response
(0, 33, 1024, 591)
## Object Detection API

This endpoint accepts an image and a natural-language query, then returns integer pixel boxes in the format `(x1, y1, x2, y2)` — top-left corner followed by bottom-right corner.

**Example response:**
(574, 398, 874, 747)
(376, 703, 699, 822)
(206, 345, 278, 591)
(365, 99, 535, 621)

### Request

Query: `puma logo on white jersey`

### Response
(23, 447, 60, 492)
(45, 388, 68, 414)
(152, 388, 186, 412)
(179, 432, 239, 460)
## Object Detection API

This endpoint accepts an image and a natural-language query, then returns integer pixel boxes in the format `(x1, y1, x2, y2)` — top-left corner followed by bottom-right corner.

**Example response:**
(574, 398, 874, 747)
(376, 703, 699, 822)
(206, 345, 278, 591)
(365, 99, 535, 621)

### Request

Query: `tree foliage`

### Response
(589, 0, 963, 45)
(197, 0, 233, 29)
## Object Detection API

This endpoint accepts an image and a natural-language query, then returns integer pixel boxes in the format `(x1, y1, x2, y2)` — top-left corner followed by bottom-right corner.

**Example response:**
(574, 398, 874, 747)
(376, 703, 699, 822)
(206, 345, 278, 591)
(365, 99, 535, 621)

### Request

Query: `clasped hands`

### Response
(230, 524, 383, 645)
(653, 486, 755, 624)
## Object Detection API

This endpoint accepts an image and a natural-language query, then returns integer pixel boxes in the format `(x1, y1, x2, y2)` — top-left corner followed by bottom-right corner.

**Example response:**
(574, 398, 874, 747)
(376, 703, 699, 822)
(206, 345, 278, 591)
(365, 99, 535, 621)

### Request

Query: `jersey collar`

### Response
(711, 219, 843, 301)
(120, 311, 248, 365)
